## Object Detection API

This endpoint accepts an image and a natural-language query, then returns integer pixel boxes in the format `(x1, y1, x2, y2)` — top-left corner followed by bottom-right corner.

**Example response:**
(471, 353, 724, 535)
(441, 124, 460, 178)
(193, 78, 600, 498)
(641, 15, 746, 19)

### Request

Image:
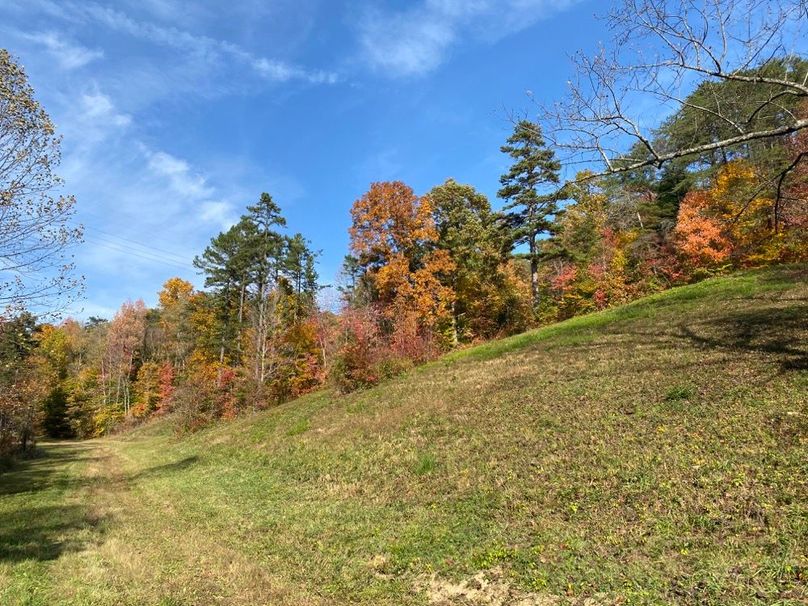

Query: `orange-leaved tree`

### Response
(674, 190, 733, 267)
(673, 160, 793, 268)
(349, 181, 455, 334)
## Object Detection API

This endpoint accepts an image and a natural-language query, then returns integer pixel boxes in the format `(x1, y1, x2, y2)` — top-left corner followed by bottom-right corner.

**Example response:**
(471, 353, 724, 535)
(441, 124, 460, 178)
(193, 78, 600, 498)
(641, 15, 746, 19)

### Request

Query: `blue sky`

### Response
(1, 0, 606, 319)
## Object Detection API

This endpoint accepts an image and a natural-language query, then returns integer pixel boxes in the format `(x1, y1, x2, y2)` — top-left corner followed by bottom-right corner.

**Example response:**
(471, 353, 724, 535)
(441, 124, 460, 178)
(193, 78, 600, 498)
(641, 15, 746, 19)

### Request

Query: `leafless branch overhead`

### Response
(539, 0, 808, 181)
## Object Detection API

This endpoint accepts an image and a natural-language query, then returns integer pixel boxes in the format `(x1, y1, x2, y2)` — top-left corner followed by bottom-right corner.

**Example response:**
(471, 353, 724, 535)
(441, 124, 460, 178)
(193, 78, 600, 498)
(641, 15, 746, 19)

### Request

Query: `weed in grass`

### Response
(286, 418, 310, 436)
(414, 452, 438, 475)
(664, 384, 696, 402)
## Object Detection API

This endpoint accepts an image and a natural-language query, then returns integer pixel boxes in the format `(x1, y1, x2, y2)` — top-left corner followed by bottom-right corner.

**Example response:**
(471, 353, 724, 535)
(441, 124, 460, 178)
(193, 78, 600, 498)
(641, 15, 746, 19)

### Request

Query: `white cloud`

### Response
(122, 0, 206, 24)
(360, 10, 455, 76)
(0, 1, 331, 317)
(146, 150, 214, 200)
(56, 90, 132, 160)
(199, 201, 238, 229)
(359, 0, 581, 77)
(79, 91, 131, 127)
(251, 56, 340, 85)
(49, 89, 227, 292)
(23, 31, 104, 69)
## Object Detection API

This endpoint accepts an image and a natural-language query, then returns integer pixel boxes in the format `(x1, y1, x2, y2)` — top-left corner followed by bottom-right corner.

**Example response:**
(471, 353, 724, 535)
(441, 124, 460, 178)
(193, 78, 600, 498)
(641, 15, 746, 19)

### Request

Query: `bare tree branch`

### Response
(576, 118, 808, 181)
(1, 49, 84, 318)
(538, 0, 808, 187)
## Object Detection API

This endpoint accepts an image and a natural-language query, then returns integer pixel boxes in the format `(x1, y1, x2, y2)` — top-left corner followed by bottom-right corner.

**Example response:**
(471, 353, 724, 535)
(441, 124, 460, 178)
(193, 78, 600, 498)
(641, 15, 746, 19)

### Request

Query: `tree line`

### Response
(1, 0, 806, 454)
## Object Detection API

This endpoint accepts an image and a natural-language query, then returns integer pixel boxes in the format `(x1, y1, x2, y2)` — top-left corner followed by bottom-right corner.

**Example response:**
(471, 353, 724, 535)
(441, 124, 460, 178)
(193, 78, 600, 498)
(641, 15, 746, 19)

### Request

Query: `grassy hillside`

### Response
(1, 266, 806, 605)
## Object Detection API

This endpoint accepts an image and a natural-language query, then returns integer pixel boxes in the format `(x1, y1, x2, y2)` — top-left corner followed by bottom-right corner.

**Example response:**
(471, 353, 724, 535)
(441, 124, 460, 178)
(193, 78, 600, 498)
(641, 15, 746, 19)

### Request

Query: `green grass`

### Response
(1, 265, 806, 605)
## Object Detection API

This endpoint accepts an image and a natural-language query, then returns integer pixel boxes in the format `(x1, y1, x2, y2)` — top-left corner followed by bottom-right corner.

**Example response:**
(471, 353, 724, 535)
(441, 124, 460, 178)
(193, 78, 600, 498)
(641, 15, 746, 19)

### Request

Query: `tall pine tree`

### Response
(193, 218, 255, 366)
(498, 120, 561, 309)
(242, 193, 287, 384)
(283, 233, 319, 320)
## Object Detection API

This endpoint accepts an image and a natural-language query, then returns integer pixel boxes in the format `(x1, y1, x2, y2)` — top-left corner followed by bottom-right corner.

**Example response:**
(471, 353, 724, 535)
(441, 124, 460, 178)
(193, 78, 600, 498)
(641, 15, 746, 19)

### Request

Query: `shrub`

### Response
(390, 311, 439, 363)
(331, 306, 392, 393)
(170, 361, 242, 433)
(92, 405, 124, 437)
(330, 305, 446, 393)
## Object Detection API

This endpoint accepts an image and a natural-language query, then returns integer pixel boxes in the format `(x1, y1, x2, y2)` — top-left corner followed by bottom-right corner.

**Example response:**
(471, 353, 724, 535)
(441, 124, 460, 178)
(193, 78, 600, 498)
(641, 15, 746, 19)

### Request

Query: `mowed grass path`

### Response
(1, 266, 806, 605)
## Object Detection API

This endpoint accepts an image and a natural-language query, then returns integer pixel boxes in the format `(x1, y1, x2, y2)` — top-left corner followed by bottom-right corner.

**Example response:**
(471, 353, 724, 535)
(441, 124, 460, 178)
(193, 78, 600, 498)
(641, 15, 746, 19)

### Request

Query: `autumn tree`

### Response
(542, 176, 627, 317)
(540, 0, 808, 198)
(35, 322, 81, 438)
(0, 313, 42, 453)
(428, 179, 518, 342)
(131, 361, 167, 418)
(156, 277, 195, 367)
(498, 120, 562, 310)
(672, 160, 805, 267)
(349, 181, 455, 334)
(196, 193, 321, 396)
(0, 49, 83, 316)
(655, 58, 808, 174)
(675, 190, 733, 267)
(103, 300, 147, 416)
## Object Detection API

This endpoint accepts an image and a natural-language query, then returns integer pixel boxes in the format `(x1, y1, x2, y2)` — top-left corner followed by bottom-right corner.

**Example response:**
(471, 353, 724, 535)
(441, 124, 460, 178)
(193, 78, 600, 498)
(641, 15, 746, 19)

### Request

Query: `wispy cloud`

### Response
(48, 88, 240, 310)
(199, 201, 238, 230)
(0, 1, 338, 317)
(55, 90, 132, 159)
(250, 57, 340, 85)
(146, 150, 215, 200)
(79, 91, 131, 127)
(22, 31, 104, 69)
(358, 0, 581, 77)
(15, 0, 339, 85)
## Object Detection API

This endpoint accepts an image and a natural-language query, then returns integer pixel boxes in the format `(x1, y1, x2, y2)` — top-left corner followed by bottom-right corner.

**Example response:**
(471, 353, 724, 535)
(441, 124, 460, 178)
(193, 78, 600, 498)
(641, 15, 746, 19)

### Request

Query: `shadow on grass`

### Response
(0, 448, 199, 497)
(125, 455, 199, 483)
(0, 443, 96, 497)
(675, 306, 807, 371)
(0, 444, 102, 562)
(0, 443, 199, 562)
(541, 291, 807, 375)
(0, 504, 100, 562)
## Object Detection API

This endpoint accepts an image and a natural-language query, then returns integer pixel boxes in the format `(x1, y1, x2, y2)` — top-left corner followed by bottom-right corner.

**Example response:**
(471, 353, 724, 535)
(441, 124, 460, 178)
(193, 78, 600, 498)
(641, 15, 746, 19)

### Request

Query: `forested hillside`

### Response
(2, 58, 807, 450)
(1, 267, 805, 605)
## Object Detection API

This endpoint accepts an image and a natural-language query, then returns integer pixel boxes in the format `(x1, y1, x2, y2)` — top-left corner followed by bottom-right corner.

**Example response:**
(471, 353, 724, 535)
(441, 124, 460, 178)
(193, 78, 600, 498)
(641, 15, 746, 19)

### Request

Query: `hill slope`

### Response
(1, 266, 806, 605)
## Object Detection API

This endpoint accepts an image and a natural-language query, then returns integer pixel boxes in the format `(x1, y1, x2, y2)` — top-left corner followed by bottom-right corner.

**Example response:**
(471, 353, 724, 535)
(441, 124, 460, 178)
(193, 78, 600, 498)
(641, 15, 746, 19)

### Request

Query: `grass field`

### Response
(1, 266, 806, 605)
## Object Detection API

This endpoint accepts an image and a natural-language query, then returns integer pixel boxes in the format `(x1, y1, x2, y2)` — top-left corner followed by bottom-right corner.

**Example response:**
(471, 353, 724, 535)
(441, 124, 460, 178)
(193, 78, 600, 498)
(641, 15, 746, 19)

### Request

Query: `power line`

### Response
(70, 207, 203, 265)
(82, 235, 196, 272)
(67, 217, 201, 271)
(83, 225, 195, 265)
(84, 229, 192, 266)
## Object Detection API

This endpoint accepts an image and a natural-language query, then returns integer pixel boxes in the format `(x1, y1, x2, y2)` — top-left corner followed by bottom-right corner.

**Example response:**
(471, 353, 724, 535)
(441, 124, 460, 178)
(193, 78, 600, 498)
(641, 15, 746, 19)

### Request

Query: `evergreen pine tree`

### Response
(498, 120, 561, 309)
